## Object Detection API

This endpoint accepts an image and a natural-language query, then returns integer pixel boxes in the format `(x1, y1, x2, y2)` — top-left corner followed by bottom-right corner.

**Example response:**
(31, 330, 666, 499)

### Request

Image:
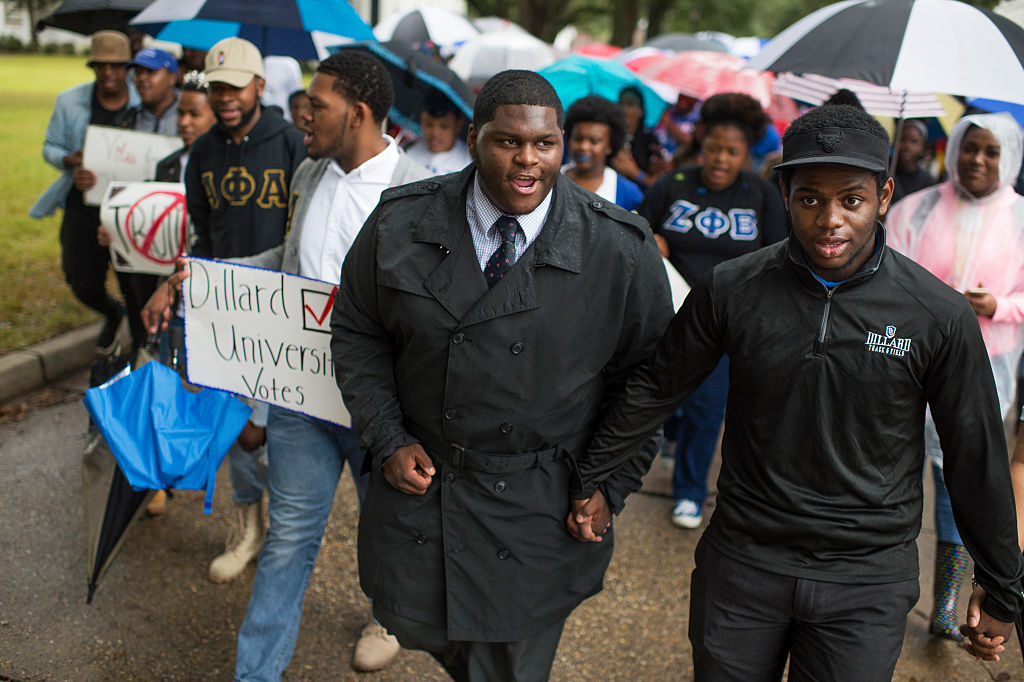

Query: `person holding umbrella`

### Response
(887, 112, 1024, 641)
(890, 119, 936, 204)
(573, 103, 1024, 677)
(637, 92, 787, 530)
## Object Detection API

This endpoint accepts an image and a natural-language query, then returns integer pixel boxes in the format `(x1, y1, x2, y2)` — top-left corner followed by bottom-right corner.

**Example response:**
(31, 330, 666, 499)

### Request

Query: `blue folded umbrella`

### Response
(84, 361, 252, 513)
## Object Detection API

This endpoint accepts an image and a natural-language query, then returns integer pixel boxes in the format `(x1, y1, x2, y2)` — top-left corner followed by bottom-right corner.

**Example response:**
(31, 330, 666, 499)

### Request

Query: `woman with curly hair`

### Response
(562, 95, 644, 211)
(639, 92, 788, 530)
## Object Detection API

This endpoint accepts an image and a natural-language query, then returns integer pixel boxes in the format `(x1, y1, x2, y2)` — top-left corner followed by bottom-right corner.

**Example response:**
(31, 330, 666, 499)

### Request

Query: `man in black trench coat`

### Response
(330, 70, 673, 680)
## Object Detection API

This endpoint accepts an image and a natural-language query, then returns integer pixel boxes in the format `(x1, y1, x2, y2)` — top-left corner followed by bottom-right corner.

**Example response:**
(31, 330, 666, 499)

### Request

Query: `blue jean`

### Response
(672, 356, 729, 503)
(229, 402, 270, 505)
(932, 462, 962, 546)
(234, 407, 369, 681)
(228, 442, 268, 505)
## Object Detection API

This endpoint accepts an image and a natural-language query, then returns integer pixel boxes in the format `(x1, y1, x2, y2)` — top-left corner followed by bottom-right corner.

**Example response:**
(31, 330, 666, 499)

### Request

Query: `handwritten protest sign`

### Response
(82, 125, 183, 206)
(101, 181, 191, 275)
(182, 258, 350, 426)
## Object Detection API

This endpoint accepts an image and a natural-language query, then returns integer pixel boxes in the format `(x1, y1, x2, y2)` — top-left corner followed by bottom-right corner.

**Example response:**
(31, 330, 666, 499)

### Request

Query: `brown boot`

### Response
(145, 489, 168, 516)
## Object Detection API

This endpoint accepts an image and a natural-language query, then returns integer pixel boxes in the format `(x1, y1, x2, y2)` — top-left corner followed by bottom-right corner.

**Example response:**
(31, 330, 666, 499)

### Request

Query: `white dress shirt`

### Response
(299, 137, 401, 284)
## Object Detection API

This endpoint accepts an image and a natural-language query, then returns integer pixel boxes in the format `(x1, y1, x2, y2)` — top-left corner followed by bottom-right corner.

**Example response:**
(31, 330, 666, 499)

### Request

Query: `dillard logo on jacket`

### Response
(865, 325, 912, 357)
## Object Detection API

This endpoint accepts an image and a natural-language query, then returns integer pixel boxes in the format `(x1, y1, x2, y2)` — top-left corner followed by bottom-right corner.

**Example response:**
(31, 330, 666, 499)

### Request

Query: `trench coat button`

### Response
(497, 549, 510, 560)
(493, 480, 507, 493)
(444, 409, 456, 420)
(444, 472, 455, 484)
(452, 332, 465, 344)
(510, 341, 524, 354)
(591, 200, 603, 209)
(427, 182, 439, 191)
(415, 533, 428, 544)
(499, 422, 513, 434)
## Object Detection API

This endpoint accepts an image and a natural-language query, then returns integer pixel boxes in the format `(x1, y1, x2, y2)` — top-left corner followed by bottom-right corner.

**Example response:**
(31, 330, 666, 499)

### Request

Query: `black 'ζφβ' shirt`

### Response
(639, 166, 788, 285)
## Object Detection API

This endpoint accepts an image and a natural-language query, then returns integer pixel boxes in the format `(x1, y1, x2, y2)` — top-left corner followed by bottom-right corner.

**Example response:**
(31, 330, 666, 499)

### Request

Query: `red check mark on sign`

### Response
(305, 285, 338, 327)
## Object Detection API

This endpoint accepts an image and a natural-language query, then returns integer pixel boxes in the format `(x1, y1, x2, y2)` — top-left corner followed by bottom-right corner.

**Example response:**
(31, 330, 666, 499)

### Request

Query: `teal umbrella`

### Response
(539, 55, 671, 129)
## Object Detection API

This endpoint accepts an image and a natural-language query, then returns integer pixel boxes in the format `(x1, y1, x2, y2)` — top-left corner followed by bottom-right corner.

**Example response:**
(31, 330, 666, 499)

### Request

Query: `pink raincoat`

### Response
(888, 112, 1024, 463)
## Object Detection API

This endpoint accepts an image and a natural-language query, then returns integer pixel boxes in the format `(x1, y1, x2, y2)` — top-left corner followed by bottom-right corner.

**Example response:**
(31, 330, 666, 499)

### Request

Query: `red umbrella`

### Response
(573, 43, 622, 59)
(627, 50, 776, 109)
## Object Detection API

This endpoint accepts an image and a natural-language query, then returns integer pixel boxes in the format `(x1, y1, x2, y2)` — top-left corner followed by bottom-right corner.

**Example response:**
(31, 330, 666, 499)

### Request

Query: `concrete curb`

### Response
(0, 322, 102, 405)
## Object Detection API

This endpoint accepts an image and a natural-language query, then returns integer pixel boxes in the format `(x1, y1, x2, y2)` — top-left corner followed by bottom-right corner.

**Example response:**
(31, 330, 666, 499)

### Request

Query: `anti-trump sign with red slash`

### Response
(101, 181, 191, 275)
(182, 258, 350, 426)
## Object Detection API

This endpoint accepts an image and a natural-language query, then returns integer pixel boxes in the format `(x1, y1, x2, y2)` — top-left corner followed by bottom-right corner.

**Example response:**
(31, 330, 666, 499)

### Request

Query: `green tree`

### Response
(7, 0, 62, 48)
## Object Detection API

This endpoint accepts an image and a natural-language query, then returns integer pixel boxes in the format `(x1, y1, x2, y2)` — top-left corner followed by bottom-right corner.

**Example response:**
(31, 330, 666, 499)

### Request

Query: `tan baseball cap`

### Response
(87, 30, 131, 65)
(205, 37, 264, 87)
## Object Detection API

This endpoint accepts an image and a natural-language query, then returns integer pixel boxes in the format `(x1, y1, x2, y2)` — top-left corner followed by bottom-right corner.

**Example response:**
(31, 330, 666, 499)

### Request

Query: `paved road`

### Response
(0, 371, 1017, 680)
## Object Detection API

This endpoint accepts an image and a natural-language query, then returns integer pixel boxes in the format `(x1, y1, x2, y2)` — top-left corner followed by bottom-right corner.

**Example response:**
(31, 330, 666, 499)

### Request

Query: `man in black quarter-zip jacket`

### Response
(572, 104, 1024, 681)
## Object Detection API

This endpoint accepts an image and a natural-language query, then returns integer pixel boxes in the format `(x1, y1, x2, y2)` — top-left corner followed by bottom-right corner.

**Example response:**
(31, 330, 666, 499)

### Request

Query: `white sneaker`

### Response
(671, 499, 702, 529)
(208, 499, 265, 582)
(352, 622, 400, 672)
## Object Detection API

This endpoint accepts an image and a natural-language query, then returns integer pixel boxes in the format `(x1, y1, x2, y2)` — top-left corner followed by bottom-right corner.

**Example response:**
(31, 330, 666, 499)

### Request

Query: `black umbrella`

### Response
(372, 8, 479, 55)
(38, 0, 153, 35)
(82, 350, 153, 603)
(747, 0, 1024, 105)
(329, 40, 475, 135)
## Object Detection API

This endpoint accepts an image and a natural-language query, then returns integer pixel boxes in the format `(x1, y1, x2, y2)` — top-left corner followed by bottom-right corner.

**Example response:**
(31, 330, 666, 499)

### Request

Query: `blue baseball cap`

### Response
(131, 48, 178, 75)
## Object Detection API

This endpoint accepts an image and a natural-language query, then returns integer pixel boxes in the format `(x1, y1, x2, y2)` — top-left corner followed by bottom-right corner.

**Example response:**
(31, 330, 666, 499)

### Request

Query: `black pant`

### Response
(60, 191, 121, 323)
(375, 606, 565, 682)
(689, 539, 919, 682)
(115, 271, 159, 351)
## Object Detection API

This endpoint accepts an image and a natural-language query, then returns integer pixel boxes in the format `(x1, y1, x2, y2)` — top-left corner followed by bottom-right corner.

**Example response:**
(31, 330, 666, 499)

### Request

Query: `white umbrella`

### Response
(472, 16, 527, 34)
(449, 30, 561, 92)
(748, 0, 1024, 104)
(373, 8, 479, 56)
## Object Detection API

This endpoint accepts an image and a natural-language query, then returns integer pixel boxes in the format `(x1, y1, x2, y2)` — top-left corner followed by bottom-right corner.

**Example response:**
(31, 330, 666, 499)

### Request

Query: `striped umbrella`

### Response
(748, 0, 1024, 104)
(130, 0, 374, 60)
(773, 73, 946, 119)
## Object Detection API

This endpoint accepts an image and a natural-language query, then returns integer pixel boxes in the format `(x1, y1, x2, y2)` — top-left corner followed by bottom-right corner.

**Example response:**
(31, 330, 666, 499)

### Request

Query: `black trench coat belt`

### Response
(422, 437, 564, 474)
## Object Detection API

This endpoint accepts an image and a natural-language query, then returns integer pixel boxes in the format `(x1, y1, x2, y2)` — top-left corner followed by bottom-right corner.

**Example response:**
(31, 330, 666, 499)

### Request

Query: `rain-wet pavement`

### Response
(0, 371, 1018, 680)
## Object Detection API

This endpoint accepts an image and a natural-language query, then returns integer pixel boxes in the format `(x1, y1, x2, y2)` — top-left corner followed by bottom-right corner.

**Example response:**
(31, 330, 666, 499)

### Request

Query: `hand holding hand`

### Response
(960, 584, 1013, 661)
(383, 444, 435, 495)
(566, 489, 611, 542)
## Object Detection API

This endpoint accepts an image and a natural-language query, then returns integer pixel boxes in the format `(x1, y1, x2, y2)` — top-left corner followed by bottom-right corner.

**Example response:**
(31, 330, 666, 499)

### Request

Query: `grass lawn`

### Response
(0, 54, 111, 354)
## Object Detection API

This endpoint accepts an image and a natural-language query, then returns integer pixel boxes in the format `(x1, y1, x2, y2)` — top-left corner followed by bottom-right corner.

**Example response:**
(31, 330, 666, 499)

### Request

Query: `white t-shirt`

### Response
(404, 138, 472, 176)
